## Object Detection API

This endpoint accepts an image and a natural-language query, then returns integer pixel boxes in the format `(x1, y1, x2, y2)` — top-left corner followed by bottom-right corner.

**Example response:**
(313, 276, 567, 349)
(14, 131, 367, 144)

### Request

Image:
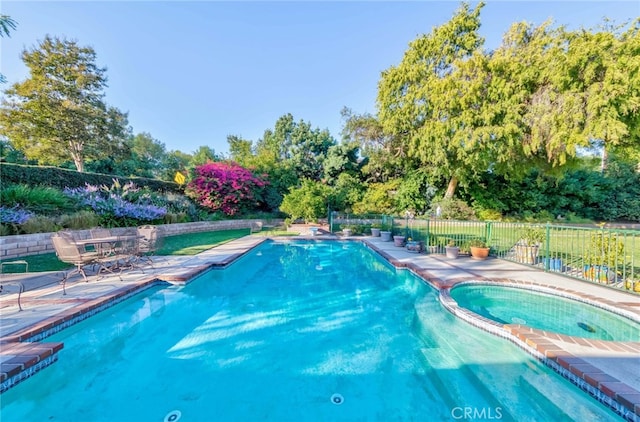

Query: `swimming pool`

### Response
(450, 284, 640, 342)
(0, 241, 619, 421)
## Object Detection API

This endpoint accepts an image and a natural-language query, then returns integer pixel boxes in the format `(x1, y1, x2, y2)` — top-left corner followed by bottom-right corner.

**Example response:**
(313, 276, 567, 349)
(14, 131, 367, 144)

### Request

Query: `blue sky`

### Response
(1, 1, 638, 156)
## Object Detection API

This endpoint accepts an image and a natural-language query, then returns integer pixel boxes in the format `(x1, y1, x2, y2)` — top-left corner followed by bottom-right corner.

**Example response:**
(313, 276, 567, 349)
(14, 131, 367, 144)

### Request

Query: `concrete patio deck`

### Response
(1, 234, 639, 420)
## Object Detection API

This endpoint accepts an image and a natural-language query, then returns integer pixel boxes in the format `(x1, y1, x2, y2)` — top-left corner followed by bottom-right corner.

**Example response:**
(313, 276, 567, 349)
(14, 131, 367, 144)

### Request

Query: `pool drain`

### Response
(331, 393, 344, 405)
(164, 410, 182, 422)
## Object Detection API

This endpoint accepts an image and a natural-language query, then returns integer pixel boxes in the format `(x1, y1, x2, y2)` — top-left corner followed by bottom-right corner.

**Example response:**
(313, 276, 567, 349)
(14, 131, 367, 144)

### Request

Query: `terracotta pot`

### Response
(470, 246, 490, 260)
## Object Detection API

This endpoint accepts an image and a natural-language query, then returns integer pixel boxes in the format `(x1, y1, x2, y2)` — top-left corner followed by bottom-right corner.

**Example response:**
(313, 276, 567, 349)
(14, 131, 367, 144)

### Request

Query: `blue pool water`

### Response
(451, 284, 640, 342)
(0, 241, 619, 421)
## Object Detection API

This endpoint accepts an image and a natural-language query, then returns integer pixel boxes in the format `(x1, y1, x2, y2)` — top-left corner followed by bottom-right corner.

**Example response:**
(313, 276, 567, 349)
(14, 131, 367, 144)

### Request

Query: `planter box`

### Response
(370, 228, 381, 237)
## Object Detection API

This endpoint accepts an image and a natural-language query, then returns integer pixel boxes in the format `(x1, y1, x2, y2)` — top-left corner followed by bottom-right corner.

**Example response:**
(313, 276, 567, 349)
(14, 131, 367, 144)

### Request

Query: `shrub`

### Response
(0, 224, 12, 236)
(186, 162, 267, 216)
(20, 216, 60, 234)
(280, 180, 332, 223)
(352, 180, 401, 215)
(394, 170, 436, 215)
(1, 184, 74, 215)
(518, 226, 545, 246)
(584, 232, 626, 268)
(58, 210, 101, 230)
(431, 198, 476, 220)
(163, 212, 189, 224)
(475, 207, 502, 221)
(468, 238, 487, 248)
(0, 162, 180, 193)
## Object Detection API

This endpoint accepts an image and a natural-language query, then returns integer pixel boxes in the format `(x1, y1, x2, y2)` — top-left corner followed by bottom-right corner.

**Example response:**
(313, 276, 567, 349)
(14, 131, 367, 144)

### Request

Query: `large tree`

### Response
(227, 134, 255, 168)
(257, 113, 335, 181)
(377, 2, 486, 198)
(129, 132, 166, 176)
(377, 3, 639, 200)
(567, 19, 640, 171)
(340, 107, 407, 183)
(0, 35, 129, 172)
(162, 150, 192, 182)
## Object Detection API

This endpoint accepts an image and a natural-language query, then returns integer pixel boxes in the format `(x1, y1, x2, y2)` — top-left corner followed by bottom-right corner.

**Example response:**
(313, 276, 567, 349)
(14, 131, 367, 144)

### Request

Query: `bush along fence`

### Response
(330, 213, 640, 295)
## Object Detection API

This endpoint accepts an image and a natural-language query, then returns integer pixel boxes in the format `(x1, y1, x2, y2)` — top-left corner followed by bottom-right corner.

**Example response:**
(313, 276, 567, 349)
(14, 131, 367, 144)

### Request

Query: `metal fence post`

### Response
(544, 223, 550, 271)
(405, 214, 409, 237)
(329, 211, 334, 233)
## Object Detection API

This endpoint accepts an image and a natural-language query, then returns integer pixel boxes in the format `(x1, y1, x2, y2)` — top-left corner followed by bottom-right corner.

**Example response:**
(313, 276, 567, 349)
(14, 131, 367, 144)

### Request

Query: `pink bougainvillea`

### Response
(186, 162, 268, 216)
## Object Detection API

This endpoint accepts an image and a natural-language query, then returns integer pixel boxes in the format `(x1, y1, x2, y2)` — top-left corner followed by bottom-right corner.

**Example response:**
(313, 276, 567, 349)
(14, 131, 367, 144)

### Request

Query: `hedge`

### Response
(0, 163, 181, 193)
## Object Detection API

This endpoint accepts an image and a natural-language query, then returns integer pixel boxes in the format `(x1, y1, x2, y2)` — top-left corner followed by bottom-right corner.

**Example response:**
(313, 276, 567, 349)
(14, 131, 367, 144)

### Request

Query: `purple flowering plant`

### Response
(0, 206, 34, 225)
(186, 162, 268, 216)
(64, 181, 167, 225)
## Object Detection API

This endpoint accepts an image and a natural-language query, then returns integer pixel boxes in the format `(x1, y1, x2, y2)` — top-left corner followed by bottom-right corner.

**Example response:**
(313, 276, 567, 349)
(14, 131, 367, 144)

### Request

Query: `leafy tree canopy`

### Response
(376, 2, 639, 200)
(0, 35, 130, 172)
(257, 113, 336, 181)
(279, 179, 332, 223)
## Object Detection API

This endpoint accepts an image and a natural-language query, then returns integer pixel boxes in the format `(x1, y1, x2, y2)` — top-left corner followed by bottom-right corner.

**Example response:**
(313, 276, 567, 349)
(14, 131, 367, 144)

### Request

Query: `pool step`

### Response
(516, 374, 572, 419)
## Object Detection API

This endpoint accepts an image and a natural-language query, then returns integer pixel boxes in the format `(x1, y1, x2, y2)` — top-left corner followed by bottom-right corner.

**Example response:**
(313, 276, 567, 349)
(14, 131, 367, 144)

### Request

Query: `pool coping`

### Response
(1, 236, 639, 421)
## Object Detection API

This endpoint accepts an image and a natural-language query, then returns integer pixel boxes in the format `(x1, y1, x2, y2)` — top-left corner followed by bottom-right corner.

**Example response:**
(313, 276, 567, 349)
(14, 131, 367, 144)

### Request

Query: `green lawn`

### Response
(1, 228, 253, 273)
(156, 228, 250, 255)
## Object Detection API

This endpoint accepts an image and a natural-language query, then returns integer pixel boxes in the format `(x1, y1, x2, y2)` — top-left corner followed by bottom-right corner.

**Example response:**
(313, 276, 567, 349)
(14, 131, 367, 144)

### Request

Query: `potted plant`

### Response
(342, 224, 358, 237)
(515, 226, 545, 264)
(370, 223, 382, 237)
(426, 236, 441, 254)
(380, 223, 392, 242)
(445, 239, 459, 259)
(624, 278, 640, 292)
(393, 234, 406, 247)
(468, 239, 490, 260)
(406, 237, 424, 253)
(583, 232, 625, 283)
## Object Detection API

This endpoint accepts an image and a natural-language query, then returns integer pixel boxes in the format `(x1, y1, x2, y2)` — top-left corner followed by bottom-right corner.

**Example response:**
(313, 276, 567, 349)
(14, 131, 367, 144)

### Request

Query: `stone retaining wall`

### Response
(0, 219, 282, 261)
